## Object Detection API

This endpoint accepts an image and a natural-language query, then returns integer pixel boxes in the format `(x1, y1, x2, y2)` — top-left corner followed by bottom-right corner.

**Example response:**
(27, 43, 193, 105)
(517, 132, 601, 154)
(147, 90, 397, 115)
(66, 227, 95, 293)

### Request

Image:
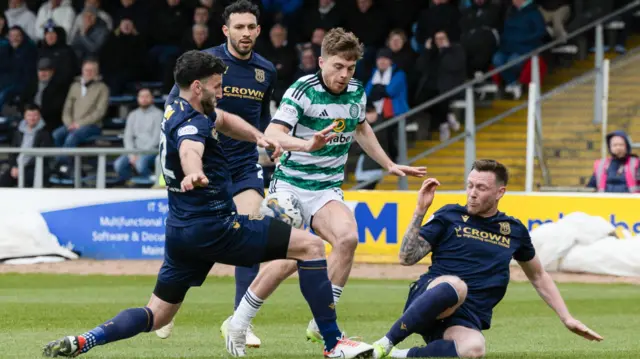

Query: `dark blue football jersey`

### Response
(419, 204, 536, 328)
(166, 44, 276, 172)
(159, 97, 236, 227)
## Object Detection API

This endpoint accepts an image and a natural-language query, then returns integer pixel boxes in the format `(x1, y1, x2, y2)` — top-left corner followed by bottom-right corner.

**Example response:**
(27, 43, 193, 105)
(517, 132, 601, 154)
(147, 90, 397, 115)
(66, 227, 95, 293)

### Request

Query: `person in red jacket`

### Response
(587, 130, 640, 193)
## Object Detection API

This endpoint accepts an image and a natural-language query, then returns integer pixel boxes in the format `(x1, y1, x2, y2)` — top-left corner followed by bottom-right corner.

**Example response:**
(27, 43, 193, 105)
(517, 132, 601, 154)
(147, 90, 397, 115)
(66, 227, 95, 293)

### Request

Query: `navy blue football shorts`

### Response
(230, 162, 265, 198)
(404, 274, 484, 343)
(154, 215, 290, 303)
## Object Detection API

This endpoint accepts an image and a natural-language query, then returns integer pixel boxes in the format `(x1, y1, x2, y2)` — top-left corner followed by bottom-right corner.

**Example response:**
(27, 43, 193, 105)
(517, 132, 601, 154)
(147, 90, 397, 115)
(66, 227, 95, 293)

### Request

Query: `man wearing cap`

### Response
(70, 6, 109, 61)
(23, 58, 68, 133)
(364, 47, 409, 162)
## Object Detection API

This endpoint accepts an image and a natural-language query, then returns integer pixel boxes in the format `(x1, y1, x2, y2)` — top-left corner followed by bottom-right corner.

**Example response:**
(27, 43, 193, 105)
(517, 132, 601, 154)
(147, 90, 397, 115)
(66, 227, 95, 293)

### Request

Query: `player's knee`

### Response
(334, 229, 358, 255)
(429, 275, 468, 305)
(458, 339, 486, 358)
(304, 237, 326, 259)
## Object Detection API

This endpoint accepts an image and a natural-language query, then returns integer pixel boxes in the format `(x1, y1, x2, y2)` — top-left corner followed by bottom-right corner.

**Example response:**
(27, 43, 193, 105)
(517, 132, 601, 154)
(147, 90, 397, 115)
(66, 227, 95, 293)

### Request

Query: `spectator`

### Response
(354, 101, 385, 189)
(264, 23, 298, 105)
(460, 0, 502, 77)
(181, 23, 215, 52)
(294, 45, 318, 80)
(261, 0, 304, 31)
(70, 6, 109, 61)
(413, 31, 465, 141)
(0, 26, 37, 113)
(365, 47, 409, 162)
(114, 88, 162, 183)
(386, 29, 416, 76)
(492, 0, 546, 100)
(100, 18, 144, 95)
(68, 0, 112, 44)
(187, 6, 223, 45)
(113, 0, 148, 36)
(34, 0, 75, 41)
(149, 0, 189, 83)
(309, 27, 325, 57)
(537, 0, 570, 41)
(0, 104, 52, 188)
(23, 57, 69, 133)
(587, 130, 640, 193)
(54, 58, 108, 169)
(5, 0, 37, 40)
(382, 0, 424, 35)
(301, 0, 343, 43)
(0, 13, 7, 37)
(345, 0, 389, 81)
(39, 25, 77, 86)
(416, 0, 461, 48)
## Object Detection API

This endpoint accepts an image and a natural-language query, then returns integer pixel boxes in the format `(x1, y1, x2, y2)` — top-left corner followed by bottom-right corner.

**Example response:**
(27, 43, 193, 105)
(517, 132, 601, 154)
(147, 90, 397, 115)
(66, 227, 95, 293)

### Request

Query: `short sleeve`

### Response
(418, 211, 447, 247)
(358, 91, 367, 124)
(271, 85, 307, 130)
(513, 227, 536, 262)
(175, 114, 212, 148)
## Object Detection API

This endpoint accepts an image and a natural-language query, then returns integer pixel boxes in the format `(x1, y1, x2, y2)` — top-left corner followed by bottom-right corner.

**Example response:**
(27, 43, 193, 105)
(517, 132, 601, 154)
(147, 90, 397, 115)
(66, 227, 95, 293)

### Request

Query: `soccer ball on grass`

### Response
(259, 192, 304, 229)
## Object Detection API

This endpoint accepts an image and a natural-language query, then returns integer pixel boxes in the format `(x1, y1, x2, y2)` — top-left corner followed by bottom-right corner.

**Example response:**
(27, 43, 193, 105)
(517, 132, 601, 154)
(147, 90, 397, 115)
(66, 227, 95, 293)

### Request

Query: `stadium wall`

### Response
(1, 190, 639, 263)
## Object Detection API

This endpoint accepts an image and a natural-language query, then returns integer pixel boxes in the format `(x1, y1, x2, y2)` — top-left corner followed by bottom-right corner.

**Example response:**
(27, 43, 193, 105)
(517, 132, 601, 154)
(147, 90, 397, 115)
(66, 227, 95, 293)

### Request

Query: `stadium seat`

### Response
(130, 176, 156, 187)
(103, 117, 126, 130)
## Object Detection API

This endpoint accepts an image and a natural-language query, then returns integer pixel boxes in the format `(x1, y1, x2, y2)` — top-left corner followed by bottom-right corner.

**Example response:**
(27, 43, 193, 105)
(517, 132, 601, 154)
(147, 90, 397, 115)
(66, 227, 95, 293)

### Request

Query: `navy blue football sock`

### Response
(79, 307, 154, 353)
(386, 283, 459, 344)
(407, 340, 459, 357)
(234, 264, 260, 310)
(297, 259, 341, 352)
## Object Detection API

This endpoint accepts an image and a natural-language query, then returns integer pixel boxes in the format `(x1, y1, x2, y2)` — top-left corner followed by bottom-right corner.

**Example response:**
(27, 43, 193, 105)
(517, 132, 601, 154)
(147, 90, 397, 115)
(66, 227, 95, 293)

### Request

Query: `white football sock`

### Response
(390, 348, 410, 358)
(332, 284, 343, 305)
(230, 289, 263, 330)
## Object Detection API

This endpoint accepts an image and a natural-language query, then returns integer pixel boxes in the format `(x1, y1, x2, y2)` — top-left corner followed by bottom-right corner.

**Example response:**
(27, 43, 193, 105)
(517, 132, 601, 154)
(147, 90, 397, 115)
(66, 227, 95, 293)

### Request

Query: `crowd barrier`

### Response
(1, 190, 638, 263)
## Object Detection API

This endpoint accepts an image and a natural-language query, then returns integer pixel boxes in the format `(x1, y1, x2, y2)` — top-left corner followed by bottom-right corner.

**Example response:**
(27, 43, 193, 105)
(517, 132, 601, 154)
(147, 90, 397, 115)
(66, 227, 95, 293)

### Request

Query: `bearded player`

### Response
(222, 27, 427, 348)
(371, 160, 603, 358)
(158, 1, 275, 346)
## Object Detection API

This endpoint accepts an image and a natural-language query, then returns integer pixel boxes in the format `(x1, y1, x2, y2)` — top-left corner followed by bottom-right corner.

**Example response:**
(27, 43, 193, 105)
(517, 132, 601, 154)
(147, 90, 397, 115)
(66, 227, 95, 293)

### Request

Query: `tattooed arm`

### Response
(399, 212, 433, 266)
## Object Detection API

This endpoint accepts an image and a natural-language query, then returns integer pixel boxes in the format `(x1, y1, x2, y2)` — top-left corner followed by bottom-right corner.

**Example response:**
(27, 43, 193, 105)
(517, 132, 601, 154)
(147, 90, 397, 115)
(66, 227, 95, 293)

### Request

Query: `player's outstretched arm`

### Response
(354, 121, 426, 178)
(265, 122, 337, 152)
(399, 179, 440, 265)
(518, 256, 604, 342)
(214, 109, 283, 159)
(179, 139, 208, 191)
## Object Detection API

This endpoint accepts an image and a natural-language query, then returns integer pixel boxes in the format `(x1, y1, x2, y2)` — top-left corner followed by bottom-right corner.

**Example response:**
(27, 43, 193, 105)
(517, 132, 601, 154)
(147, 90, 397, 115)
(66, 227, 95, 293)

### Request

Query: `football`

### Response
(260, 192, 305, 229)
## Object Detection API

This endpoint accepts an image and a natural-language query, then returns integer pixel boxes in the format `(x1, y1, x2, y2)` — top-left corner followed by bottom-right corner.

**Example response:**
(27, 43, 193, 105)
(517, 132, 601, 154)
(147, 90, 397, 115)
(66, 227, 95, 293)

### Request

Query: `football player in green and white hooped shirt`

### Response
(224, 28, 427, 352)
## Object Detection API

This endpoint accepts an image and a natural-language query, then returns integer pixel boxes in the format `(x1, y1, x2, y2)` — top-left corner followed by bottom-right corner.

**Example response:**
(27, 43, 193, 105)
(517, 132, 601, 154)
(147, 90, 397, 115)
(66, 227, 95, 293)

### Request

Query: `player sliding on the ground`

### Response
(371, 160, 603, 359)
(156, 1, 277, 346)
(43, 50, 375, 359)
(222, 27, 427, 347)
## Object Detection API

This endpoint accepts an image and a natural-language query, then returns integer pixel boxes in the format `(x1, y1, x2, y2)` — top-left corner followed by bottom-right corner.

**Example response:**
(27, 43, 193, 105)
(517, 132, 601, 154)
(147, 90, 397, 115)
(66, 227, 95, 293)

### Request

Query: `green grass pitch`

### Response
(1, 274, 639, 358)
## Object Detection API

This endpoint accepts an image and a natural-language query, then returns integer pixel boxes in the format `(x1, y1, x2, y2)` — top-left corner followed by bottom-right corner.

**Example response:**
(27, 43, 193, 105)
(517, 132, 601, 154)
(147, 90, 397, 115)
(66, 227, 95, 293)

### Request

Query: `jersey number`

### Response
(159, 132, 175, 179)
(256, 164, 263, 180)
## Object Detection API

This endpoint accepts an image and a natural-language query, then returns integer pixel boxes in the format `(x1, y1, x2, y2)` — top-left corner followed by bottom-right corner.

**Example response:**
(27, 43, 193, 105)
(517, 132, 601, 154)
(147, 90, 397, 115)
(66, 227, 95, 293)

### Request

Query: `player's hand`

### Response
(181, 173, 209, 192)
(257, 136, 283, 160)
(305, 123, 337, 152)
(563, 317, 603, 342)
(388, 163, 427, 178)
(416, 178, 440, 214)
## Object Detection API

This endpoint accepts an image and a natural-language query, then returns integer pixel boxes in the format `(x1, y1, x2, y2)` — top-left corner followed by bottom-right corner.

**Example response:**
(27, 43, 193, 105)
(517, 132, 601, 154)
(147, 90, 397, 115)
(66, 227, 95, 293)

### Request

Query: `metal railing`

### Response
(0, 148, 158, 189)
(350, 0, 640, 190)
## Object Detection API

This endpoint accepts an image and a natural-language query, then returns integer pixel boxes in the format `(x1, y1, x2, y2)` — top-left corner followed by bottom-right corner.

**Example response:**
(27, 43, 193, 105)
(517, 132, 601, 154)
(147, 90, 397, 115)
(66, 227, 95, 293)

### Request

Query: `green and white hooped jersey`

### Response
(271, 73, 367, 191)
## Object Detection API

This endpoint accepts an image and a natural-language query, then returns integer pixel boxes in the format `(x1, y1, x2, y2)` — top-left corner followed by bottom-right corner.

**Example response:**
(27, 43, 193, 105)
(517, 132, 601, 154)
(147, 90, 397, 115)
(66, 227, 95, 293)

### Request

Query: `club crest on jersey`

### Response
(349, 104, 360, 118)
(499, 222, 511, 235)
(333, 118, 346, 132)
(211, 127, 219, 140)
(255, 69, 265, 83)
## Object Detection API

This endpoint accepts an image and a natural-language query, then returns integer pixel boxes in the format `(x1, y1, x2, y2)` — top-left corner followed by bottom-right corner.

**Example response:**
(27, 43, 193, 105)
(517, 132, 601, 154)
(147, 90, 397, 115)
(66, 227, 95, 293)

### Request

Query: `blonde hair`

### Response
(321, 28, 364, 61)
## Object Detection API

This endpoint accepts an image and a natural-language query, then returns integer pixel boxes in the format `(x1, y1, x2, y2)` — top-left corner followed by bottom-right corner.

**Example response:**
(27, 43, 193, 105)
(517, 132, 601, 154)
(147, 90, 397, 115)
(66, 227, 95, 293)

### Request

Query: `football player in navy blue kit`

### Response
(159, 1, 280, 346)
(43, 50, 375, 359)
(372, 160, 603, 358)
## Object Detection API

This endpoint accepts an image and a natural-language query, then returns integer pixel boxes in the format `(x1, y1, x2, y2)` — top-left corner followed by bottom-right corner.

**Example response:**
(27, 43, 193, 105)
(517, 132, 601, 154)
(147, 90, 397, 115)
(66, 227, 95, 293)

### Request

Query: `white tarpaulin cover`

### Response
(0, 210, 78, 263)
(522, 212, 640, 277)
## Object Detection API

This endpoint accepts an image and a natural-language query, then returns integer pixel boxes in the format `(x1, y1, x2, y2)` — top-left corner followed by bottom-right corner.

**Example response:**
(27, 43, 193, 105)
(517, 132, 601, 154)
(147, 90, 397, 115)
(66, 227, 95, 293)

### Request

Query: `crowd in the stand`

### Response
(0, 0, 637, 190)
